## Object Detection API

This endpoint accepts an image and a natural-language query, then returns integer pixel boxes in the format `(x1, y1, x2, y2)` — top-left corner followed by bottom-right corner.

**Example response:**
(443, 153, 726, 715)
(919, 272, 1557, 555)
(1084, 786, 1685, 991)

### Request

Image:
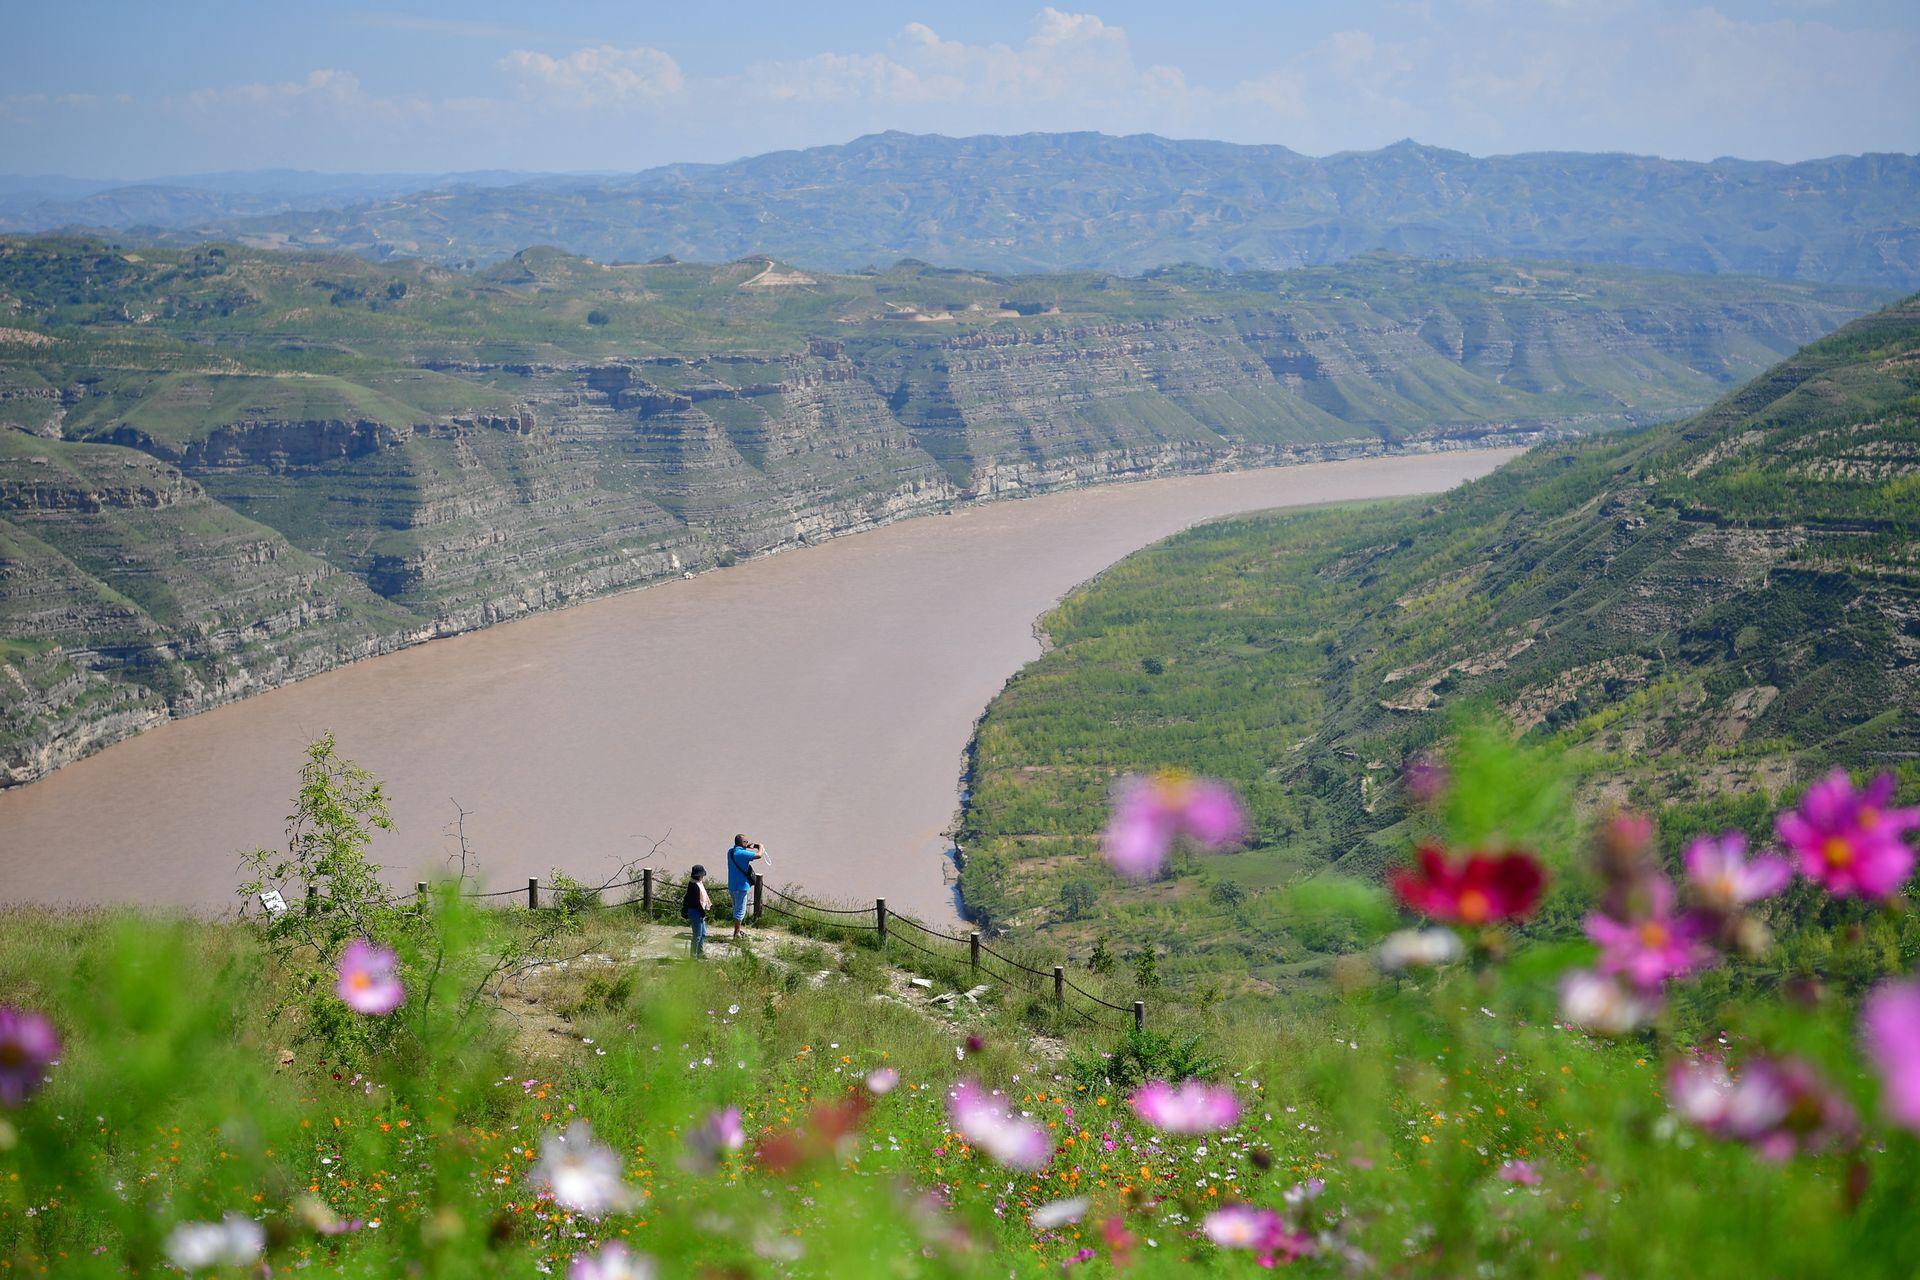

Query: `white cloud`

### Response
(501, 45, 685, 108)
(178, 68, 368, 114)
(746, 8, 1188, 114)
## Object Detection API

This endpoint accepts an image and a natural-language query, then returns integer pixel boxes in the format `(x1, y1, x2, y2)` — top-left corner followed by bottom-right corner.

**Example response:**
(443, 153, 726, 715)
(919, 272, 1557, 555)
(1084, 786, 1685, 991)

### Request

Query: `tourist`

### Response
(726, 835, 763, 940)
(682, 865, 711, 959)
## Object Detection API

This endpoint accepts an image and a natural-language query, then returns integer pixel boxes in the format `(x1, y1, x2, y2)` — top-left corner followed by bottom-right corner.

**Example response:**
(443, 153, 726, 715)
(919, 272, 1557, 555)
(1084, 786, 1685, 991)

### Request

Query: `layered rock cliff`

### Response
(0, 239, 1889, 784)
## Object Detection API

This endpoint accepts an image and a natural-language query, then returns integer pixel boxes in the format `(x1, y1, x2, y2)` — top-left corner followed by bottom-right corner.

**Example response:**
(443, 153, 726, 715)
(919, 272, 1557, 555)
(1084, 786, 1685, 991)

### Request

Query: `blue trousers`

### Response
(687, 910, 707, 957)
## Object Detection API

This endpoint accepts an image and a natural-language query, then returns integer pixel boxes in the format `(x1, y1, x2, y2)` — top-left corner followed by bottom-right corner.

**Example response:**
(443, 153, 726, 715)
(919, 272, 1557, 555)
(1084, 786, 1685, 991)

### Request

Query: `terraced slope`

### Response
(0, 237, 1886, 784)
(958, 297, 1920, 991)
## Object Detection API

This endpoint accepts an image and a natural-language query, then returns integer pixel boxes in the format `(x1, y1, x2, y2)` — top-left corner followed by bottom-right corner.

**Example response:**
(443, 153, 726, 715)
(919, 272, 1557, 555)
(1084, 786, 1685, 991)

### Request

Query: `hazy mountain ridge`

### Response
(24, 132, 1917, 289)
(0, 235, 1882, 785)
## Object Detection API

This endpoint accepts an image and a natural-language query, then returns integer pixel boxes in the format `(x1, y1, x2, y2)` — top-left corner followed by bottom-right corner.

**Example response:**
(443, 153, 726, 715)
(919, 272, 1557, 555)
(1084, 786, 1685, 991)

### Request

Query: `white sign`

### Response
(258, 889, 288, 919)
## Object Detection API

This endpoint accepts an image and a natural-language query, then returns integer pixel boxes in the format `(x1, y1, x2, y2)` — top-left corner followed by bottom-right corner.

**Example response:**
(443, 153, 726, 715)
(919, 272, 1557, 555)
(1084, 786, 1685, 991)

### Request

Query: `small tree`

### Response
(1088, 935, 1116, 975)
(1059, 878, 1097, 921)
(239, 733, 417, 1063)
(1133, 947, 1161, 992)
(1210, 879, 1247, 909)
(240, 731, 400, 958)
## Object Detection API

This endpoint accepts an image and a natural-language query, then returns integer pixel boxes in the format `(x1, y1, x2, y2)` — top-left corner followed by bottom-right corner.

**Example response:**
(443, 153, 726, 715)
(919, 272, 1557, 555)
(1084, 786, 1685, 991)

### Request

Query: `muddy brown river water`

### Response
(0, 450, 1516, 920)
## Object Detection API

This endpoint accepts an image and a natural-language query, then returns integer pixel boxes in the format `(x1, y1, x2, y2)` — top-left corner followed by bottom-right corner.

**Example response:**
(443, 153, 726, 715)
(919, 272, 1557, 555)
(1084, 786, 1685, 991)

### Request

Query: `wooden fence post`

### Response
(416, 881, 427, 913)
(642, 868, 653, 916)
(1053, 965, 1065, 1008)
(753, 873, 764, 923)
(305, 885, 318, 917)
(970, 931, 980, 973)
(1133, 1001, 1145, 1033)
(876, 897, 888, 942)
(527, 877, 539, 910)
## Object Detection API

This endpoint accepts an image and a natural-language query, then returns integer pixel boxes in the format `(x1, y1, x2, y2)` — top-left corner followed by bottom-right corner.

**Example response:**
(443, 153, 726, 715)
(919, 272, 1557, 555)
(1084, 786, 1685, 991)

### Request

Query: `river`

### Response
(0, 450, 1517, 920)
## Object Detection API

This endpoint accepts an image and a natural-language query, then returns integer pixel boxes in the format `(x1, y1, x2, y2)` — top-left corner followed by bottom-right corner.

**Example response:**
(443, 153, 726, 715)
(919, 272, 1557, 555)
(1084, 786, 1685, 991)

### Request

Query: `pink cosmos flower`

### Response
(949, 1080, 1052, 1171)
(1558, 968, 1661, 1035)
(335, 939, 404, 1016)
(1684, 831, 1791, 913)
(1129, 1080, 1241, 1134)
(1497, 1160, 1541, 1186)
(865, 1066, 900, 1095)
(1668, 1055, 1855, 1159)
(1585, 877, 1714, 989)
(1666, 1057, 1738, 1130)
(1202, 1205, 1315, 1263)
(682, 1106, 746, 1173)
(0, 1006, 60, 1107)
(1776, 769, 1919, 899)
(1103, 772, 1248, 880)
(1862, 977, 1920, 1133)
(569, 1241, 657, 1280)
(1203, 1204, 1284, 1249)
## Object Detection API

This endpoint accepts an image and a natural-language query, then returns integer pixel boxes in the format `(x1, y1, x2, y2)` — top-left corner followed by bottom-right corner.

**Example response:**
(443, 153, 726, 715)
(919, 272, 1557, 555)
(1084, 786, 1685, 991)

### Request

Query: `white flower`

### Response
(1030, 1196, 1088, 1229)
(165, 1214, 265, 1271)
(1379, 927, 1463, 970)
(569, 1240, 657, 1280)
(1559, 968, 1660, 1035)
(529, 1121, 639, 1217)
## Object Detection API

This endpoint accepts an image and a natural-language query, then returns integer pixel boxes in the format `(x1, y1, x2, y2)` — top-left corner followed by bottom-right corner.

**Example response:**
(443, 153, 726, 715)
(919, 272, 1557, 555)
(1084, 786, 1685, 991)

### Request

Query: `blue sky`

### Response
(4, 1, 1917, 178)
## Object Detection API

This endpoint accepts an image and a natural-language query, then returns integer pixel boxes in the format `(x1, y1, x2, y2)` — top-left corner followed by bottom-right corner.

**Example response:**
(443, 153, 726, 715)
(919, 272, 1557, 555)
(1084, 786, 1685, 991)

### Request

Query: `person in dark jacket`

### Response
(683, 864, 712, 958)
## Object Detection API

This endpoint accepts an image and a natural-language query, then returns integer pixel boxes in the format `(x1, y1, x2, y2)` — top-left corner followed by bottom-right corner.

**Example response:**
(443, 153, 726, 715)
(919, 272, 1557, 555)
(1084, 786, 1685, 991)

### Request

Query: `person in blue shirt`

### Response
(725, 834, 763, 940)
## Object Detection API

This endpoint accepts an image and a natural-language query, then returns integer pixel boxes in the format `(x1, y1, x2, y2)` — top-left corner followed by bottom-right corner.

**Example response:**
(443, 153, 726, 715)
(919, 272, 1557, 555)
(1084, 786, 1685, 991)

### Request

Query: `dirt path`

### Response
(494, 917, 1065, 1063)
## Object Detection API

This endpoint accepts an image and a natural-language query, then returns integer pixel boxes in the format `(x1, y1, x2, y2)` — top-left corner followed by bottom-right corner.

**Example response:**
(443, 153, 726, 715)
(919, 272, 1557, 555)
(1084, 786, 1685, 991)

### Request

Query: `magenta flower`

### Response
(0, 1006, 60, 1107)
(1776, 769, 1919, 899)
(682, 1106, 746, 1172)
(334, 939, 404, 1016)
(1103, 772, 1248, 880)
(949, 1080, 1052, 1171)
(1863, 977, 1920, 1133)
(1684, 831, 1791, 913)
(865, 1066, 900, 1095)
(1496, 1160, 1541, 1186)
(1129, 1080, 1240, 1134)
(1585, 877, 1714, 989)
(569, 1241, 657, 1280)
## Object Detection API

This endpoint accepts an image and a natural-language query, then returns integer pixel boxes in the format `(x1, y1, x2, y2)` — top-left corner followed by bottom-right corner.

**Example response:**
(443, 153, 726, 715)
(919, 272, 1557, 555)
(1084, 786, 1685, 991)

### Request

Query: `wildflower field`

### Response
(3, 718, 1917, 1278)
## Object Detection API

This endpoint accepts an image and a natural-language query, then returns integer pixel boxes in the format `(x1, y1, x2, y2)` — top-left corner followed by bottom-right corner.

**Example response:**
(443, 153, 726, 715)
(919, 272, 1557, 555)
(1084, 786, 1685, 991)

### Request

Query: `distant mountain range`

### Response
(7, 133, 1919, 288)
(0, 169, 569, 232)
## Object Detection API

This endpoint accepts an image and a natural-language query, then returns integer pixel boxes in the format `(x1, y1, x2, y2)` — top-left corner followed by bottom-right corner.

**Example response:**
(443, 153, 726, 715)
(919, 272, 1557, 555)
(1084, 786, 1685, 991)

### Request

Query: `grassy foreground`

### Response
(3, 727, 1918, 1278)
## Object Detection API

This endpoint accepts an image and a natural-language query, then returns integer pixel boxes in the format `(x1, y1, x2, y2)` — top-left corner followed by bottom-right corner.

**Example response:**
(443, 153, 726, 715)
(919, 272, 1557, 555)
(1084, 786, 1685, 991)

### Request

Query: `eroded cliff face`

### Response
(0, 258, 1880, 786)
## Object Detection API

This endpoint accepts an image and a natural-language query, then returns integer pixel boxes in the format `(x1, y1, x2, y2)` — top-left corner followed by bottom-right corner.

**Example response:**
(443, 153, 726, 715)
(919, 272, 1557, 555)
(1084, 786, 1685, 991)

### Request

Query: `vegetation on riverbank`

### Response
(958, 296, 1920, 993)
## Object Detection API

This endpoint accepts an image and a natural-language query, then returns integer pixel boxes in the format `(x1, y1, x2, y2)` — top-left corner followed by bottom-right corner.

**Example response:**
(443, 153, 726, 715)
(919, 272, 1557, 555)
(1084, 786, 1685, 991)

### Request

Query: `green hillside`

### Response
(959, 296, 1920, 991)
